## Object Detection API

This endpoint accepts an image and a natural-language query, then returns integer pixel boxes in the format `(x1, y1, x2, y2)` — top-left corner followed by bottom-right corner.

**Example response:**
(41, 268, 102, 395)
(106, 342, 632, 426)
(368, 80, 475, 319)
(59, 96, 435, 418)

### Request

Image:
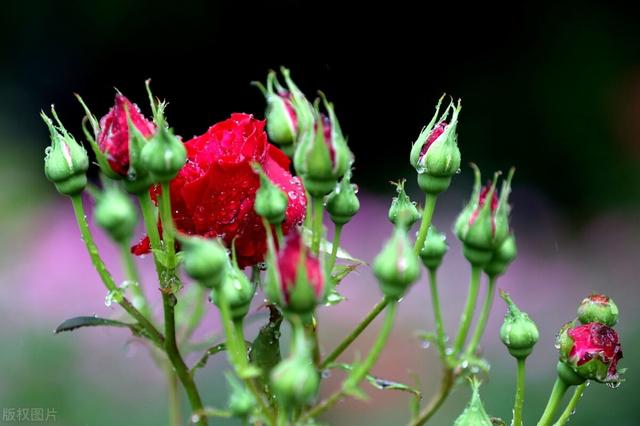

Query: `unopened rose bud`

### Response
(140, 124, 187, 183)
(499, 291, 539, 359)
(372, 226, 421, 299)
(388, 179, 421, 230)
(94, 188, 138, 244)
(419, 226, 448, 270)
(454, 165, 514, 266)
(226, 373, 256, 419)
(484, 234, 517, 277)
(453, 379, 492, 426)
(42, 107, 89, 196)
(270, 327, 319, 410)
(326, 169, 360, 225)
(293, 93, 353, 197)
(410, 95, 462, 195)
(253, 164, 288, 225)
(181, 236, 228, 289)
(557, 321, 623, 384)
(577, 294, 619, 327)
(211, 260, 256, 321)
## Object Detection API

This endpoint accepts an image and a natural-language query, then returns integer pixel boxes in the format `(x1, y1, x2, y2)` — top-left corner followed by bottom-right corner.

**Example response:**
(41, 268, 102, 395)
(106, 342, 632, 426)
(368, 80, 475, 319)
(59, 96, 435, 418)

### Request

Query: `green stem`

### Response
(452, 264, 482, 356)
(407, 368, 454, 426)
(137, 193, 163, 274)
(160, 182, 177, 267)
(328, 224, 343, 273)
(320, 296, 391, 369)
(427, 268, 447, 360)
(180, 285, 207, 344)
(304, 319, 321, 366)
(537, 378, 570, 426)
(413, 194, 438, 255)
(311, 196, 324, 255)
(513, 358, 526, 426)
(167, 366, 182, 426)
(465, 274, 497, 356)
(275, 224, 284, 247)
(553, 382, 587, 426)
(119, 244, 151, 319)
(302, 302, 398, 421)
(70, 195, 164, 347)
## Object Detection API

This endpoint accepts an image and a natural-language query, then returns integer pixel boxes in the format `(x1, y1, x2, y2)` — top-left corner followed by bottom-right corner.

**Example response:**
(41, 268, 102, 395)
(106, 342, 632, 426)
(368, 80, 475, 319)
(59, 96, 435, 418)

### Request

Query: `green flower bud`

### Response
(293, 93, 353, 197)
(410, 95, 462, 195)
(388, 179, 421, 230)
(42, 107, 89, 196)
(123, 118, 154, 194)
(454, 165, 514, 266)
(211, 260, 256, 321)
(372, 226, 421, 300)
(420, 226, 448, 270)
(253, 163, 288, 225)
(226, 373, 256, 419)
(483, 234, 517, 277)
(577, 294, 619, 327)
(181, 236, 228, 288)
(499, 291, 539, 359)
(270, 327, 319, 410)
(326, 169, 360, 225)
(94, 187, 138, 244)
(453, 379, 492, 426)
(140, 125, 186, 183)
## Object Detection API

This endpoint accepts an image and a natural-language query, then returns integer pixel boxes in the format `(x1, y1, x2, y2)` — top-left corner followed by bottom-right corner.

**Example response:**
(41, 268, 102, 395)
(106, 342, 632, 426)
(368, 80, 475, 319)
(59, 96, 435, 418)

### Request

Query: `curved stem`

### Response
(320, 296, 391, 369)
(119, 243, 151, 318)
(311, 196, 324, 255)
(70, 195, 164, 346)
(301, 302, 398, 422)
(553, 382, 587, 426)
(537, 378, 570, 426)
(465, 274, 497, 356)
(328, 224, 343, 272)
(407, 368, 454, 426)
(428, 268, 447, 360)
(513, 358, 526, 426)
(413, 194, 438, 255)
(452, 265, 482, 356)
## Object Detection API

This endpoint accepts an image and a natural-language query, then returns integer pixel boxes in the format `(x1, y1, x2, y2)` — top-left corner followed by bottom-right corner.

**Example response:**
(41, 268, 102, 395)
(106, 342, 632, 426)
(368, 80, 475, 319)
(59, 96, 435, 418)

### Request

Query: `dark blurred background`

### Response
(1, 1, 639, 425)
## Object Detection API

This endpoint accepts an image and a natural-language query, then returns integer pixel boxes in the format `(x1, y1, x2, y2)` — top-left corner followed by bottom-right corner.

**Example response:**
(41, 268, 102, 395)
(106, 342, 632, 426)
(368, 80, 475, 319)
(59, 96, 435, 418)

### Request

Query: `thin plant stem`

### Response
(167, 366, 182, 426)
(553, 382, 587, 426)
(328, 223, 343, 272)
(160, 182, 177, 267)
(452, 264, 482, 355)
(413, 194, 438, 255)
(119, 243, 151, 319)
(407, 368, 454, 426)
(465, 274, 497, 356)
(428, 268, 447, 360)
(301, 302, 398, 422)
(320, 296, 391, 369)
(70, 195, 164, 347)
(537, 378, 570, 426)
(513, 357, 527, 426)
(311, 196, 324, 255)
(275, 224, 284, 247)
(180, 285, 207, 343)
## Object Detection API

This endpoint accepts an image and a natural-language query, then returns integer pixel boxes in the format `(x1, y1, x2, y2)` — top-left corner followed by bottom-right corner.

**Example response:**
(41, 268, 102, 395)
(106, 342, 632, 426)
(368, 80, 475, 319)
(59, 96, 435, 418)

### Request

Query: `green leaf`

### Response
(328, 363, 422, 399)
(331, 263, 362, 285)
(190, 343, 228, 374)
(324, 288, 347, 306)
(54, 316, 139, 334)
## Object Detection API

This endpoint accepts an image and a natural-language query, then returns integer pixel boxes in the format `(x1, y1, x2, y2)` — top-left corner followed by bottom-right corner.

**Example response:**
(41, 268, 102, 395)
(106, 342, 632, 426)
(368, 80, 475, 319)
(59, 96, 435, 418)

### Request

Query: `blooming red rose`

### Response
(559, 322, 623, 383)
(98, 94, 155, 176)
(276, 230, 324, 303)
(132, 113, 306, 268)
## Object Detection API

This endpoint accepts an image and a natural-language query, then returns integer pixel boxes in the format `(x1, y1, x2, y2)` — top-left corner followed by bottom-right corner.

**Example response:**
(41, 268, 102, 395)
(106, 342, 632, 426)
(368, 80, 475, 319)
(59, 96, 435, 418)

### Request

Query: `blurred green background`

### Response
(1, 0, 639, 425)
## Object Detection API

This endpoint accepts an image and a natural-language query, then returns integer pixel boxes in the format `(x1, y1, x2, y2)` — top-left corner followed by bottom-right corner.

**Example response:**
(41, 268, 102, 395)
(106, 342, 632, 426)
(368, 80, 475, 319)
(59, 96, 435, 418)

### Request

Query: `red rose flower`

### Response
(98, 94, 155, 176)
(276, 230, 324, 303)
(132, 113, 306, 268)
(469, 182, 499, 228)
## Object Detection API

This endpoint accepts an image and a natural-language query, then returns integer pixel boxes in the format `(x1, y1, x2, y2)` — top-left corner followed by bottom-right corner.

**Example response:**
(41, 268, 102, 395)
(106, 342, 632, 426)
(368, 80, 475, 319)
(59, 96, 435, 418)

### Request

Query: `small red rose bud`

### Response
(410, 95, 462, 195)
(293, 93, 353, 197)
(97, 94, 155, 177)
(42, 107, 89, 196)
(253, 70, 300, 154)
(577, 294, 619, 327)
(454, 165, 514, 266)
(557, 321, 623, 384)
(266, 229, 327, 316)
(388, 179, 421, 230)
